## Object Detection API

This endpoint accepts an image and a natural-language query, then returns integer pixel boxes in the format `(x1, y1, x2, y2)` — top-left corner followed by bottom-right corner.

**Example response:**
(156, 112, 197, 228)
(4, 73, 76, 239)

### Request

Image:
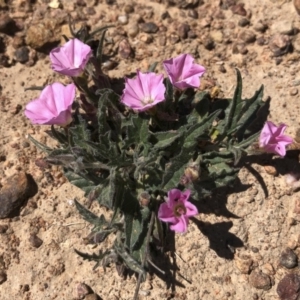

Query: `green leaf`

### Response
(183, 109, 221, 149)
(74, 199, 107, 227)
(151, 131, 181, 150)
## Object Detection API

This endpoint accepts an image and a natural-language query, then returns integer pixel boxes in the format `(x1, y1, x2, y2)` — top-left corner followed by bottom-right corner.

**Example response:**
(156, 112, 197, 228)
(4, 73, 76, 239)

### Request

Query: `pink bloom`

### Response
(259, 121, 293, 157)
(163, 54, 206, 90)
(158, 189, 198, 233)
(25, 83, 75, 126)
(50, 38, 92, 77)
(121, 70, 166, 111)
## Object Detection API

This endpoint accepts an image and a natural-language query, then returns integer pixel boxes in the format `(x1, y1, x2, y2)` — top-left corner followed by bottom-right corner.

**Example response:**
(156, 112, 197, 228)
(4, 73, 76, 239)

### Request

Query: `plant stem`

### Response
(133, 211, 155, 300)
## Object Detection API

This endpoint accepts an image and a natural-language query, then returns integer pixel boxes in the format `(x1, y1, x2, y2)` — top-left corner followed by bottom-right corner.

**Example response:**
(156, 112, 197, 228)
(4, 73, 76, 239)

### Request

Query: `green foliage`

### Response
(33, 63, 265, 291)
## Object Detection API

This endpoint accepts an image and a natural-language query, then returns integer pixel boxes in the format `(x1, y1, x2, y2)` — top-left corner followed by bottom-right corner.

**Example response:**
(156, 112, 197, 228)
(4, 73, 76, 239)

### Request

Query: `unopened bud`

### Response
(139, 192, 151, 207)
(184, 165, 200, 182)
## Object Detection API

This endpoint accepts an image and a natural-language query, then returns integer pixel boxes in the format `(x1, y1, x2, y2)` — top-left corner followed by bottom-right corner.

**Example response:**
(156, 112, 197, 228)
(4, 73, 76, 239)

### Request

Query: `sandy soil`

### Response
(1, 0, 300, 299)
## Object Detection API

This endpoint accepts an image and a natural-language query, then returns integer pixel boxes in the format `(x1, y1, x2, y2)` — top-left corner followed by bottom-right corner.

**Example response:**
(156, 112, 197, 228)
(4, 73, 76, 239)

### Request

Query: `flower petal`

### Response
(170, 216, 188, 233)
(158, 202, 177, 223)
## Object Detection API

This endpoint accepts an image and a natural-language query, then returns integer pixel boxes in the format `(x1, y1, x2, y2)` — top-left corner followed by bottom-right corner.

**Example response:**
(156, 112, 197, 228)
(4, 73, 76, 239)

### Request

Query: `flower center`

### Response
(142, 95, 153, 105)
(173, 203, 187, 217)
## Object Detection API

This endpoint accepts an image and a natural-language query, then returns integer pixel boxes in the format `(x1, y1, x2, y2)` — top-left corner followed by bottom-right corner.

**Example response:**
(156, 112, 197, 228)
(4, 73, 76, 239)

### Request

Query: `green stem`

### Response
(133, 211, 155, 300)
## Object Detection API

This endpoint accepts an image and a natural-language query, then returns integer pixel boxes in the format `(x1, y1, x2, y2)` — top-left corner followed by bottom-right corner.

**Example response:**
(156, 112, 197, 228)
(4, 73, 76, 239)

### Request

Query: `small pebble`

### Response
(118, 15, 128, 25)
(238, 18, 250, 27)
(218, 64, 226, 73)
(0, 14, 16, 35)
(0, 270, 7, 284)
(249, 271, 271, 290)
(118, 39, 132, 59)
(231, 4, 247, 16)
(85, 294, 99, 300)
(256, 36, 266, 46)
(279, 248, 298, 269)
(254, 22, 268, 33)
(0, 224, 8, 234)
(29, 234, 43, 248)
(269, 34, 291, 57)
(238, 30, 256, 43)
(124, 4, 134, 14)
(203, 37, 215, 50)
(139, 22, 158, 34)
(74, 282, 90, 299)
(188, 9, 198, 19)
(169, 33, 180, 44)
(14, 46, 29, 63)
(127, 23, 139, 38)
(290, 88, 298, 96)
(178, 23, 190, 39)
(277, 273, 300, 300)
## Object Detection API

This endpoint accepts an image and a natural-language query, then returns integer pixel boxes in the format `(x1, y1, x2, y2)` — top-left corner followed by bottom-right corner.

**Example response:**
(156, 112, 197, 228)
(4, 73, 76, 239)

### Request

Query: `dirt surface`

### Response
(1, 0, 300, 299)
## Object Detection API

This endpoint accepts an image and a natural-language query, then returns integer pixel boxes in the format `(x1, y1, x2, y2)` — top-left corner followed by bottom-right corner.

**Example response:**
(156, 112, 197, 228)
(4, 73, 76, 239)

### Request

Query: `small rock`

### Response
(118, 39, 132, 59)
(271, 20, 295, 35)
(235, 256, 253, 274)
(264, 165, 277, 176)
(294, 0, 300, 15)
(158, 36, 166, 46)
(256, 36, 266, 46)
(210, 30, 223, 43)
(231, 4, 247, 16)
(161, 11, 170, 20)
(232, 42, 248, 55)
(218, 64, 226, 73)
(0, 172, 35, 219)
(188, 9, 198, 19)
(0, 225, 8, 233)
(85, 294, 99, 300)
(178, 23, 190, 39)
(124, 4, 134, 14)
(238, 18, 250, 27)
(0, 270, 7, 284)
(277, 273, 300, 300)
(269, 34, 291, 57)
(139, 22, 158, 34)
(140, 33, 153, 44)
(249, 271, 272, 290)
(290, 88, 298, 96)
(254, 21, 268, 33)
(85, 7, 96, 15)
(0, 14, 17, 35)
(127, 23, 139, 38)
(203, 37, 215, 50)
(74, 282, 91, 300)
(118, 15, 128, 25)
(238, 30, 256, 43)
(25, 19, 60, 50)
(280, 248, 298, 269)
(29, 234, 43, 248)
(14, 47, 29, 63)
(169, 33, 180, 44)
(261, 263, 275, 276)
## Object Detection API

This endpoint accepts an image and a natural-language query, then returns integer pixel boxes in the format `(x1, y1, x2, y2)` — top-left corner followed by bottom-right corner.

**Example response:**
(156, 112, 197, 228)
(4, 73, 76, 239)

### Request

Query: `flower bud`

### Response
(139, 192, 151, 207)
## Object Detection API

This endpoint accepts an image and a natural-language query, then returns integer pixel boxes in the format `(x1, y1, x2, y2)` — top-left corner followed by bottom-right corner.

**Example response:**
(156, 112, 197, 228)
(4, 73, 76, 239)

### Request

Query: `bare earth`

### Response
(1, 0, 300, 299)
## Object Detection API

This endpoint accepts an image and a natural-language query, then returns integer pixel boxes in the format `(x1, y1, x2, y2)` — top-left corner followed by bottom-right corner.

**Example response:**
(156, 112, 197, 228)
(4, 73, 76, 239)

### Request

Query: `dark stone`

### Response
(238, 30, 256, 43)
(188, 9, 198, 19)
(269, 34, 291, 57)
(0, 172, 37, 219)
(203, 37, 215, 50)
(139, 22, 159, 34)
(29, 234, 43, 248)
(277, 273, 300, 300)
(231, 3, 247, 16)
(280, 248, 298, 269)
(14, 46, 29, 63)
(178, 23, 190, 39)
(0, 14, 19, 35)
(238, 18, 250, 27)
(249, 271, 272, 290)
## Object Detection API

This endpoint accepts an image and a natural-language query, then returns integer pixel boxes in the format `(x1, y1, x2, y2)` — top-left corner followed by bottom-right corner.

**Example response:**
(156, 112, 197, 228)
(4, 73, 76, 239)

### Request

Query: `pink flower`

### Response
(163, 54, 206, 90)
(121, 70, 166, 111)
(158, 189, 198, 233)
(259, 121, 293, 157)
(25, 83, 75, 126)
(50, 38, 92, 77)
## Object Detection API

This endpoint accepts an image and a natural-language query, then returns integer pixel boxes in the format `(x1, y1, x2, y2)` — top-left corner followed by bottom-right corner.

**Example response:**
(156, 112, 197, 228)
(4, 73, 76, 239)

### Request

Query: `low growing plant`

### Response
(25, 22, 293, 299)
